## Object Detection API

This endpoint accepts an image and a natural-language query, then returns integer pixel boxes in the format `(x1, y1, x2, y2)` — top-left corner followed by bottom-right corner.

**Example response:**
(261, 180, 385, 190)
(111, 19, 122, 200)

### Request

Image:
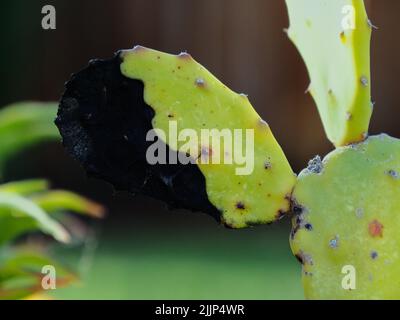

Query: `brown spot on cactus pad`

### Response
(235, 202, 246, 210)
(369, 220, 384, 238)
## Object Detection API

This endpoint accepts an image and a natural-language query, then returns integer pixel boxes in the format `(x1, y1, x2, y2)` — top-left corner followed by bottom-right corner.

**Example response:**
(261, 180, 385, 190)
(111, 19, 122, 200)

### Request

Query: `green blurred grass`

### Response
(52, 219, 304, 300)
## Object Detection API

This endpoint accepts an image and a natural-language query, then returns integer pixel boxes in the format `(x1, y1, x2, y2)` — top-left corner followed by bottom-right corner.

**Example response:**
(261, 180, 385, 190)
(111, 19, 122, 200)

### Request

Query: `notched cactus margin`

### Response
(285, 0, 373, 147)
(290, 134, 400, 299)
(56, 47, 296, 228)
(119, 46, 296, 227)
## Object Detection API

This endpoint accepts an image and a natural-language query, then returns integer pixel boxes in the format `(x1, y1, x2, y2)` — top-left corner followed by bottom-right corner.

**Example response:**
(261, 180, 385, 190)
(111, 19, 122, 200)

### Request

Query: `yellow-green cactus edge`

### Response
(120, 46, 296, 228)
(291, 134, 400, 299)
(285, 0, 373, 147)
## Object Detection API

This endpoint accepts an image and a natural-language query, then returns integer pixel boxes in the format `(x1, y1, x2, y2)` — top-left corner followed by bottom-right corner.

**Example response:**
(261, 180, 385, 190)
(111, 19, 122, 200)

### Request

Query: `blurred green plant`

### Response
(0, 102, 59, 177)
(0, 102, 104, 300)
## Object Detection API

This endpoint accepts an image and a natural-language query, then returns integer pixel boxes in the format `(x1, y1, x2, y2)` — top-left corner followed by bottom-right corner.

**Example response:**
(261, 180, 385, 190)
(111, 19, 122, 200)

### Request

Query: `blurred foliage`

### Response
(0, 102, 103, 300)
(0, 102, 60, 176)
(0, 249, 76, 300)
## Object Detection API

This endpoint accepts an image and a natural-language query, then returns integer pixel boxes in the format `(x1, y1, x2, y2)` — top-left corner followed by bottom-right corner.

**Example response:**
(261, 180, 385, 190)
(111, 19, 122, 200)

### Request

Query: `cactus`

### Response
(285, 0, 372, 147)
(291, 134, 400, 299)
(56, 48, 296, 228)
(54, 0, 400, 300)
(284, 0, 400, 299)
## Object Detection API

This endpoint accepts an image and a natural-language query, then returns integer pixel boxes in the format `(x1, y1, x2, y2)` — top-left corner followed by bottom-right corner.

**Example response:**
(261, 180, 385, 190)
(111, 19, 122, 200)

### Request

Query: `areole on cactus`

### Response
(55, 0, 398, 299)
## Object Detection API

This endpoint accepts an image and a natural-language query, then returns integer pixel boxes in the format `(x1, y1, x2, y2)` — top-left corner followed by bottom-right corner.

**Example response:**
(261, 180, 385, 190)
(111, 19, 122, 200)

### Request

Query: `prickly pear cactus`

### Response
(291, 134, 400, 299)
(120, 47, 296, 227)
(56, 47, 296, 228)
(285, 0, 372, 147)
(55, 0, 396, 300)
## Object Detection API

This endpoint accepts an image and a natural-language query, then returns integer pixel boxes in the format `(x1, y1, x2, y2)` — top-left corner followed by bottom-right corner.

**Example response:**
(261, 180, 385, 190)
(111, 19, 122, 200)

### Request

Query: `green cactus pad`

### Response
(291, 134, 400, 299)
(119, 46, 296, 227)
(285, 0, 372, 146)
(57, 47, 296, 228)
